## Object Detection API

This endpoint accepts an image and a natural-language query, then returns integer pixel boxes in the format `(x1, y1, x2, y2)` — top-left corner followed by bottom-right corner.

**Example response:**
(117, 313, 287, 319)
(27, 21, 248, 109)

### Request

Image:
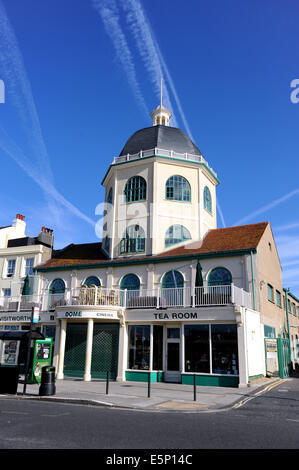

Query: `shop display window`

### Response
(211, 324, 238, 375)
(184, 325, 210, 373)
(128, 325, 150, 370)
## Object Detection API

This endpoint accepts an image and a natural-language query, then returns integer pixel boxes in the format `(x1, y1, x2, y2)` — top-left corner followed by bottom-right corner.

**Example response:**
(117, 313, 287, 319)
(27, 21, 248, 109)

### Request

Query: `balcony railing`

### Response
(112, 147, 217, 178)
(0, 295, 42, 312)
(0, 285, 252, 312)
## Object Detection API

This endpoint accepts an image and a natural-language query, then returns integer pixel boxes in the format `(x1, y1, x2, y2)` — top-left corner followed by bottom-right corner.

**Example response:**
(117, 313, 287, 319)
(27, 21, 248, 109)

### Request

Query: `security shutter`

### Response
(64, 323, 87, 378)
(91, 323, 120, 380)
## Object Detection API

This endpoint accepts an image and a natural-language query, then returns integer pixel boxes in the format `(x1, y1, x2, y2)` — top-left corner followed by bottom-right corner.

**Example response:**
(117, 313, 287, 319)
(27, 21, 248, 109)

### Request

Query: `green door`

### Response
(277, 337, 291, 379)
(64, 323, 87, 378)
(91, 323, 119, 380)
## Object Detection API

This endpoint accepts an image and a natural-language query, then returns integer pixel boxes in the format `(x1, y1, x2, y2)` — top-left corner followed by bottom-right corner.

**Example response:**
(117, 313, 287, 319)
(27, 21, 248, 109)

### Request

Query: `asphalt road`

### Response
(0, 378, 298, 452)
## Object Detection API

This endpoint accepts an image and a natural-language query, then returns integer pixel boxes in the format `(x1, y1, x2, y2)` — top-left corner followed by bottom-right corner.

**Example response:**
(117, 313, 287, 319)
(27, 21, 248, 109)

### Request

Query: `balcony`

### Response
(0, 285, 252, 313)
(112, 147, 218, 179)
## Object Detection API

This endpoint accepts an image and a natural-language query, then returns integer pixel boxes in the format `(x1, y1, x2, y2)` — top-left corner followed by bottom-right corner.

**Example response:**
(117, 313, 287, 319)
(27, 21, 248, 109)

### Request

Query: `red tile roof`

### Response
(36, 222, 269, 270)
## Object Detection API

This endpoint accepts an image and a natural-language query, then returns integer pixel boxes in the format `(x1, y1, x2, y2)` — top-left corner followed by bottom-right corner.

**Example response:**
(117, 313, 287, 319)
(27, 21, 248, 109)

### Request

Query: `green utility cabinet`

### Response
(28, 338, 53, 384)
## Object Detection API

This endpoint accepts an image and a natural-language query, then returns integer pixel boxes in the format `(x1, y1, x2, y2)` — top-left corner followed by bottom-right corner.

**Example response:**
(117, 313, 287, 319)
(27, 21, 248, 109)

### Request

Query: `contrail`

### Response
(0, 1, 94, 227)
(92, 0, 149, 116)
(234, 188, 299, 226)
(0, 125, 94, 226)
(120, 0, 178, 128)
(0, 1, 53, 180)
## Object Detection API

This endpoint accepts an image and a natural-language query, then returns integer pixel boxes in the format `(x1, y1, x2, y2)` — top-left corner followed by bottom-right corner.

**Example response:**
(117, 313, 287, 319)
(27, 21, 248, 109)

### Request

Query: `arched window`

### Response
(124, 176, 146, 203)
(49, 279, 65, 294)
(120, 225, 145, 254)
(165, 224, 191, 247)
(107, 187, 113, 205)
(161, 270, 184, 306)
(49, 279, 65, 309)
(120, 274, 140, 291)
(83, 276, 101, 287)
(165, 175, 191, 202)
(162, 270, 184, 289)
(208, 267, 232, 286)
(204, 186, 212, 214)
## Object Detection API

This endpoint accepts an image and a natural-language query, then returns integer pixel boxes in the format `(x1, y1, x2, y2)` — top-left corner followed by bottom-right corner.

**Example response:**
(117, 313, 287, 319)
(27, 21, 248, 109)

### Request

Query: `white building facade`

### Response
(29, 103, 297, 388)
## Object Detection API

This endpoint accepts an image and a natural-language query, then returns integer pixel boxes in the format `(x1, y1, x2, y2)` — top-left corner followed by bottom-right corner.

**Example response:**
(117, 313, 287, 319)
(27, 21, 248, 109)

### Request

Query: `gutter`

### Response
(283, 287, 292, 367)
(250, 250, 256, 311)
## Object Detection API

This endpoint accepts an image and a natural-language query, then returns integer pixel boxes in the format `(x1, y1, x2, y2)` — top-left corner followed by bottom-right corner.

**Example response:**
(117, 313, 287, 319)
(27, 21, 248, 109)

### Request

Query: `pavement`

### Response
(0, 375, 285, 413)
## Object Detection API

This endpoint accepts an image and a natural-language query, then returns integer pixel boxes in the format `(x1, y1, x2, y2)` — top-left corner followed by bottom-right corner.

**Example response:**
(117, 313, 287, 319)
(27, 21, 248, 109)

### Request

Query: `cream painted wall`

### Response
(102, 155, 218, 259)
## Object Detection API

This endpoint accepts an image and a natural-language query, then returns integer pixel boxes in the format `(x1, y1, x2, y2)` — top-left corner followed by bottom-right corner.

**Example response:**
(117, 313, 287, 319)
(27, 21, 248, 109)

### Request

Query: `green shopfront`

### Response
(56, 309, 120, 381)
(125, 309, 242, 388)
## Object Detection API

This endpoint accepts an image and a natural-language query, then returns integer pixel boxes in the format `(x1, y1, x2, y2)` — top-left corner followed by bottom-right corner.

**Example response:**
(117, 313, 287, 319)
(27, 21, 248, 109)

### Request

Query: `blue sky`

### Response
(0, 0, 299, 295)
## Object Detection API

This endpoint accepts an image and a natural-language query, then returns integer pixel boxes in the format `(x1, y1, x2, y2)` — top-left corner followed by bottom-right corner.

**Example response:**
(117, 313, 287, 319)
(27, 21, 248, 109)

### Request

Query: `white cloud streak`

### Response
(0, 126, 94, 226)
(92, 0, 149, 116)
(0, 1, 94, 228)
(234, 188, 299, 226)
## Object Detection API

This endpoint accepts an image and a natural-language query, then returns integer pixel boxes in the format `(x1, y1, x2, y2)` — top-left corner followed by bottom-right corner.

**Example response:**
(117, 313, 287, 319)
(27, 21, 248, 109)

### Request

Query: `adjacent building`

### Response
(0, 214, 54, 337)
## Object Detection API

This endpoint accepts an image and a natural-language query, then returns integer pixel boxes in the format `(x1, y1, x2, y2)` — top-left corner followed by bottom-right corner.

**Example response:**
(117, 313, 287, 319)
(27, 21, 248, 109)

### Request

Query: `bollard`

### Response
(106, 370, 109, 395)
(148, 371, 151, 398)
(193, 374, 197, 401)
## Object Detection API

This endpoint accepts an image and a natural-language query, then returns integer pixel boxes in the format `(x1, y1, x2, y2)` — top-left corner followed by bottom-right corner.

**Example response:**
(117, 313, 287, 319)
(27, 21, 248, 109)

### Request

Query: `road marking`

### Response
(286, 419, 299, 423)
(41, 412, 70, 418)
(1, 411, 28, 415)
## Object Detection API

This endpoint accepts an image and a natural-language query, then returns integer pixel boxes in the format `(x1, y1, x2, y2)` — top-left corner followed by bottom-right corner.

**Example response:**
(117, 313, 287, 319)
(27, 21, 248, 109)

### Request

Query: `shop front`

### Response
(55, 308, 122, 381)
(125, 307, 244, 387)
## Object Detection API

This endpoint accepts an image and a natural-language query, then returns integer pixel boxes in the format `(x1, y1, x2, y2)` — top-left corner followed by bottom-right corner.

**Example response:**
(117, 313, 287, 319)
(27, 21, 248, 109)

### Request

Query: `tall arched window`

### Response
(120, 273, 140, 307)
(107, 187, 113, 205)
(120, 225, 145, 254)
(49, 279, 65, 294)
(124, 176, 146, 203)
(120, 273, 140, 291)
(204, 186, 212, 214)
(208, 267, 232, 286)
(165, 175, 191, 202)
(161, 270, 184, 306)
(162, 270, 184, 289)
(165, 224, 191, 247)
(49, 279, 65, 309)
(83, 276, 101, 287)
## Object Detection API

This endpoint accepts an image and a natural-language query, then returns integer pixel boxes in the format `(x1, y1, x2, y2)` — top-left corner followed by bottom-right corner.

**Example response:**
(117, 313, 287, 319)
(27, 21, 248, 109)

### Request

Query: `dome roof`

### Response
(119, 125, 201, 157)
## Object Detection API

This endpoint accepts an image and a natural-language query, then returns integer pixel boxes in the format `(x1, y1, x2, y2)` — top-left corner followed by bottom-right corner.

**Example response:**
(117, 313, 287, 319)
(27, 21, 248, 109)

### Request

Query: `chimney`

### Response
(38, 226, 54, 248)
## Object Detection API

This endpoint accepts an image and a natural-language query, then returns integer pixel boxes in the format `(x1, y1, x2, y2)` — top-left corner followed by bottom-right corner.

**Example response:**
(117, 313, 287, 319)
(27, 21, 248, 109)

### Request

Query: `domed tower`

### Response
(101, 103, 219, 259)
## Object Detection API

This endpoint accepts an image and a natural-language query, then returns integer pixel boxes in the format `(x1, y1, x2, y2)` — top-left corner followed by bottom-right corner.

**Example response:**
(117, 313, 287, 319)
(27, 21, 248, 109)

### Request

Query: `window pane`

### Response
(128, 325, 150, 370)
(184, 324, 210, 373)
(211, 324, 238, 375)
(267, 284, 274, 302)
(84, 276, 101, 287)
(7, 260, 16, 277)
(25, 258, 34, 276)
(153, 325, 163, 370)
(167, 328, 180, 339)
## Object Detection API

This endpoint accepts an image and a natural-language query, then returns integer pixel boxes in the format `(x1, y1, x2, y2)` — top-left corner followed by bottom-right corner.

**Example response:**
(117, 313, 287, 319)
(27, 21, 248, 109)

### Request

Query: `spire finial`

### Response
(160, 77, 163, 108)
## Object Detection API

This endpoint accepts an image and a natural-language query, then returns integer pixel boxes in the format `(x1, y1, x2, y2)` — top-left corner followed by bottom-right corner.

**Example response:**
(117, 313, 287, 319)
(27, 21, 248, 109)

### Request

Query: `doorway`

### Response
(164, 327, 181, 382)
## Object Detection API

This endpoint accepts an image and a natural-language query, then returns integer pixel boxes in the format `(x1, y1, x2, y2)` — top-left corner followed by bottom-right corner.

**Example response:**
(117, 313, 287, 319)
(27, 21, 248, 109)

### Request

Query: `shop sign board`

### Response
(126, 309, 235, 322)
(57, 310, 119, 320)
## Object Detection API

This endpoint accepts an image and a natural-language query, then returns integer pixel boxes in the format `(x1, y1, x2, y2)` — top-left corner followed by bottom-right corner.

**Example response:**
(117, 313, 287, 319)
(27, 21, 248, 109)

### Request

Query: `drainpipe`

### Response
(250, 250, 256, 311)
(283, 288, 292, 369)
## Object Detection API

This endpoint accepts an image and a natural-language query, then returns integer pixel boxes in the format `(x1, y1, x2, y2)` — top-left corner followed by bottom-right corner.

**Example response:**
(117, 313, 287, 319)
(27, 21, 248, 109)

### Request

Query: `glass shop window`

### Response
(184, 324, 210, 373)
(128, 325, 150, 370)
(211, 324, 238, 375)
(153, 325, 163, 370)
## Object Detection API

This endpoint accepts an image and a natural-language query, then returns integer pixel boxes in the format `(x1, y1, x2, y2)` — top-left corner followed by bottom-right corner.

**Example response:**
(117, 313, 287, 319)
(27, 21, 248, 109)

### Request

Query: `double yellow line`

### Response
(232, 378, 286, 409)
